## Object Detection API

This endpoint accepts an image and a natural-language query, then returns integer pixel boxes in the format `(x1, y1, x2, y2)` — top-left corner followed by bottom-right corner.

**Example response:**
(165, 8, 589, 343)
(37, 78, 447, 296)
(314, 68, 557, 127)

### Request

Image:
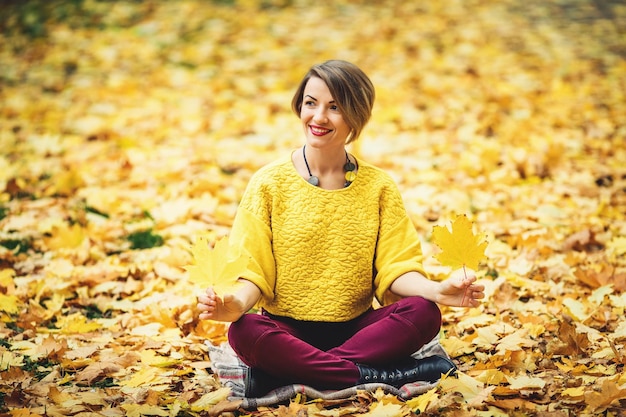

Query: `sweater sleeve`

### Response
(228, 172, 276, 303)
(373, 179, 428, 305)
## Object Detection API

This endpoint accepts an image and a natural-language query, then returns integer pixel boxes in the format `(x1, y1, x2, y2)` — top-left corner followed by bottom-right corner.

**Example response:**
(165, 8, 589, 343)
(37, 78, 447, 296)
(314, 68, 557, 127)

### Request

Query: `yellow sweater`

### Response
(229, 154, 428, 322)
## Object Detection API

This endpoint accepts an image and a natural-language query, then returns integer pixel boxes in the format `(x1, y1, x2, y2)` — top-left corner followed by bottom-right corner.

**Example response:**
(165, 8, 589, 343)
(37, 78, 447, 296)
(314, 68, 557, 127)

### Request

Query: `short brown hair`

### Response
(291, 60, 375, 144)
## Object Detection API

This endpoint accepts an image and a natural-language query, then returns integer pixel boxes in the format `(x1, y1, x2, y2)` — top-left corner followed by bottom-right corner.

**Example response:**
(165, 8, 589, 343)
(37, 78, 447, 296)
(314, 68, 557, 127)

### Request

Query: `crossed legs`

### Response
(227, 296, 442, 390)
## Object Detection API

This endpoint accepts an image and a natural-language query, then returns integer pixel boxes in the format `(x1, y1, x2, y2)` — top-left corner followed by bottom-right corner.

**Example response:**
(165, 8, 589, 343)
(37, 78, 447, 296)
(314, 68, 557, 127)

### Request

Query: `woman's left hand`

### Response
(437, 268, 485, 307)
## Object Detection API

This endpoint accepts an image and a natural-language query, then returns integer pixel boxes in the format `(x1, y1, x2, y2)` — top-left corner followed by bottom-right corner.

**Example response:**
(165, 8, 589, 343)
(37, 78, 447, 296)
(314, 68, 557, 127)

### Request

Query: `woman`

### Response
(197, 60, 484, 397)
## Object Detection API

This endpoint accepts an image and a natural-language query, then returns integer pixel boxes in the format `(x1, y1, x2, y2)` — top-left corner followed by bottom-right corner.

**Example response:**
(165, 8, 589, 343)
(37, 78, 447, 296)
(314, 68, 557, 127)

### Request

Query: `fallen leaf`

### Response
(74, 362, 123, 384)
(0, 294, 20, 314)
(55, 312, 102, 334)
(406, 387, 438, 413)
(506, 374, 546, 390)
(0, 350, 24, 370)
(439, 371, 485, 402)
(607, 236, 626, 256)
(44, 223, 86, 250)
(190, 387, 231, 411)
(118, 367, 162, 388)
(121, 404, 170, 417)
(584, 376, 626, 413)
(362, 401, 405, 417)
(495, 329, 536, 354)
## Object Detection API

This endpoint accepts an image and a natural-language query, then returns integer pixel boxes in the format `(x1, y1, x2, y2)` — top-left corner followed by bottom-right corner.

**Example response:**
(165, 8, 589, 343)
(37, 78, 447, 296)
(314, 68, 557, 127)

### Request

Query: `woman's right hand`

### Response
(196, 280, 261, 322)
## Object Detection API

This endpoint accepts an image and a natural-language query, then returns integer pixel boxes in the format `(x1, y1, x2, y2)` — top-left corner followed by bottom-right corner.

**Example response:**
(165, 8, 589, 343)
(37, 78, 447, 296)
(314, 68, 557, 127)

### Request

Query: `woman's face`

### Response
(300, 76, 351, 149)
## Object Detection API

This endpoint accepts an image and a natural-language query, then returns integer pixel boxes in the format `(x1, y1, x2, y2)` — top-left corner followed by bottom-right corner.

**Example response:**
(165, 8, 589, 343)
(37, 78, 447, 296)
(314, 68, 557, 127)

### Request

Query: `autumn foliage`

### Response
(1, 0, 625, 416)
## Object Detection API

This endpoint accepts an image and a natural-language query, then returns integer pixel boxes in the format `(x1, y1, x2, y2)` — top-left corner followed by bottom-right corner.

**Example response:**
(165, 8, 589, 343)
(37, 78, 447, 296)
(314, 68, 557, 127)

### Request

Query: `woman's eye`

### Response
(304, 100, 315, 106)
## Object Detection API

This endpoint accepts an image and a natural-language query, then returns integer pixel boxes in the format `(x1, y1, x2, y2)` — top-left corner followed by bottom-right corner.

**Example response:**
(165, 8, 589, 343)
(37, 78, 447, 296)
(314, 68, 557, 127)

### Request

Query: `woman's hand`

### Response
(436, 268, 485, 307)
(390, 270, 484, 308)
(196, 280, 262, 322)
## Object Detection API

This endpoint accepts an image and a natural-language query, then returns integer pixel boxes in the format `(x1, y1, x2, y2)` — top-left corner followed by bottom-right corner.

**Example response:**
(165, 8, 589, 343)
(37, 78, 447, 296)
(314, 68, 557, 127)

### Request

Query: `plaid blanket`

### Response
(207, 336, 451, 409)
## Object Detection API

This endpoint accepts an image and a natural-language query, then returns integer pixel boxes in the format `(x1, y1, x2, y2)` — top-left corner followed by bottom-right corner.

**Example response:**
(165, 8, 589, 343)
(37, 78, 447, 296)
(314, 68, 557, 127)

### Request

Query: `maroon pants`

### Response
(227, 296, 442, 389)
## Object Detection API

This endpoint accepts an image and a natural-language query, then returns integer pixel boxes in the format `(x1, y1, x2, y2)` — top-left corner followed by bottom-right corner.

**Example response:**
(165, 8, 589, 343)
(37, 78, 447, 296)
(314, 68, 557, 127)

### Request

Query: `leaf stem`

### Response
(461, 264, 470, 307)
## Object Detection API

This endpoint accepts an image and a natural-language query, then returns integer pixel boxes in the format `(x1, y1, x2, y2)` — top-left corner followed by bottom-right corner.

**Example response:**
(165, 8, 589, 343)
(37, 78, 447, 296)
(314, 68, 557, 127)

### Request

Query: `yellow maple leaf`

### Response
(56, 312, 102, 334)
(562, 386, 585, 398)
(140, 349, 182, 368)
(439, 370, 484, 401)
(505, 374, 546, 390)
(44, 223, 86, 250)
(119, 366, 162, 388)
(432, 214, 488, 270)
(607, 236, 626, 256)
(185, 235, 249, 295)
(362, 401, 405, 417)
(190, 387, 231, 411)
(121, 404, 169, 417)
(0, 294, 20, 314)
(0, 268, 15, 288)
(406, 386, 438, 413)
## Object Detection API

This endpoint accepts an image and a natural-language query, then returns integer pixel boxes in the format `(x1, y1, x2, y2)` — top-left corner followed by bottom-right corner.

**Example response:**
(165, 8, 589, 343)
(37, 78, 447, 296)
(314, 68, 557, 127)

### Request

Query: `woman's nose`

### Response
(313, 108, 328, 123)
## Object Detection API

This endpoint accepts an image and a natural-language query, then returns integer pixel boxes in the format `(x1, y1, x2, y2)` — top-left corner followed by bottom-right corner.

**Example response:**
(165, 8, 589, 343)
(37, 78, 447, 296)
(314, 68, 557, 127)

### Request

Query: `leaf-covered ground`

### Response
(1, 0, 625, 416)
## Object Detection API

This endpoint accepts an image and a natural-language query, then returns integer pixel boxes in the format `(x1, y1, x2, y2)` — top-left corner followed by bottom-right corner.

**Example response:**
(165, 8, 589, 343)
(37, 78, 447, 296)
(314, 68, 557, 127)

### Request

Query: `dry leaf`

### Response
(405, 387, 438, 413)
(362, 401, 405, 417)
(584, 376, 626, 413)
(0, 294, 20, 314)
(506, 374, 546, 390)
(121, 404, 170, 417)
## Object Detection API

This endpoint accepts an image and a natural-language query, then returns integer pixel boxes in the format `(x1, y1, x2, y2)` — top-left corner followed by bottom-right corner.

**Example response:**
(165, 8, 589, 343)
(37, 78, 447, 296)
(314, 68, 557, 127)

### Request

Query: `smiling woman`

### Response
(289, 63, 373, 190)
(291, 60, 375, 146)
(196, 60, 484, 398)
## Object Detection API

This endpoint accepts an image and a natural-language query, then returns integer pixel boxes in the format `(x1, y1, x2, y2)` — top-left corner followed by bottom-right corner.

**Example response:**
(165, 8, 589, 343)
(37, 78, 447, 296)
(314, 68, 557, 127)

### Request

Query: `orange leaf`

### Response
(584, 376, 626, 412)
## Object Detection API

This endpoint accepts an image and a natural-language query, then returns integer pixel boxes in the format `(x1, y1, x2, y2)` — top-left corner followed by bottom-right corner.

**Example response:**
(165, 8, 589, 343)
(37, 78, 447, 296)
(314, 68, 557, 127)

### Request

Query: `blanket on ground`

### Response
(206, 336, 451, 409)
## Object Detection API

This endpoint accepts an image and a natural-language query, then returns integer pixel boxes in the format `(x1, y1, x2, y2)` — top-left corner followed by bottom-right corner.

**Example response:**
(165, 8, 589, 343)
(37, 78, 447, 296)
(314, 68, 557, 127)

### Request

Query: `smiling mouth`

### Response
(310, 126, 332, 136)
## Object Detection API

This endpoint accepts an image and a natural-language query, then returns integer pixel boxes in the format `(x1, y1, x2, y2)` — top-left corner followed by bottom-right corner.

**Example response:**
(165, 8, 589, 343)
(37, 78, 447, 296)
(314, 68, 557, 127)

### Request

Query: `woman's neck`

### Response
(303, 144, 346, 175)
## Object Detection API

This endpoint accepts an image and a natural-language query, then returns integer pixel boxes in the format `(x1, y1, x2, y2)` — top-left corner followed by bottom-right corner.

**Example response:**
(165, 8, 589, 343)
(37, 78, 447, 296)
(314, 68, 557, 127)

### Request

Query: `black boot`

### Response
(244, 367, 290, 398)
(357, 355, 456, 387)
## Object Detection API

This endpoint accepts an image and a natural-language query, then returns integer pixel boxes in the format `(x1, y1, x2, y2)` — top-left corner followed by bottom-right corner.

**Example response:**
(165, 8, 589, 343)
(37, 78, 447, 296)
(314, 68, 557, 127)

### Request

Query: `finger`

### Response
(454, 274, 470, 287)
(197, 300, 216, 310)
(464, 274, 477, 284)
(468, 291, 484, 304)
(198, 294, 217, 305)
(467, 294, 480, 307)
(204, 289, 221, 302)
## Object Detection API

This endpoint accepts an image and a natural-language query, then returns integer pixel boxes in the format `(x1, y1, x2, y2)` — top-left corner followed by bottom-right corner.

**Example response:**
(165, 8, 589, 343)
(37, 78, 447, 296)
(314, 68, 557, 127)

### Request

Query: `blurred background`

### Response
(1, 1, 625, 414)
(2, 0, 624, 225)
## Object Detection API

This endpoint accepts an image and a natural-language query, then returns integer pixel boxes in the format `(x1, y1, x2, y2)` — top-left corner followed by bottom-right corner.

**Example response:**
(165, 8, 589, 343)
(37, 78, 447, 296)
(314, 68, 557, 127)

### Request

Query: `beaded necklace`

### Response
(303, 145, 356, 188)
